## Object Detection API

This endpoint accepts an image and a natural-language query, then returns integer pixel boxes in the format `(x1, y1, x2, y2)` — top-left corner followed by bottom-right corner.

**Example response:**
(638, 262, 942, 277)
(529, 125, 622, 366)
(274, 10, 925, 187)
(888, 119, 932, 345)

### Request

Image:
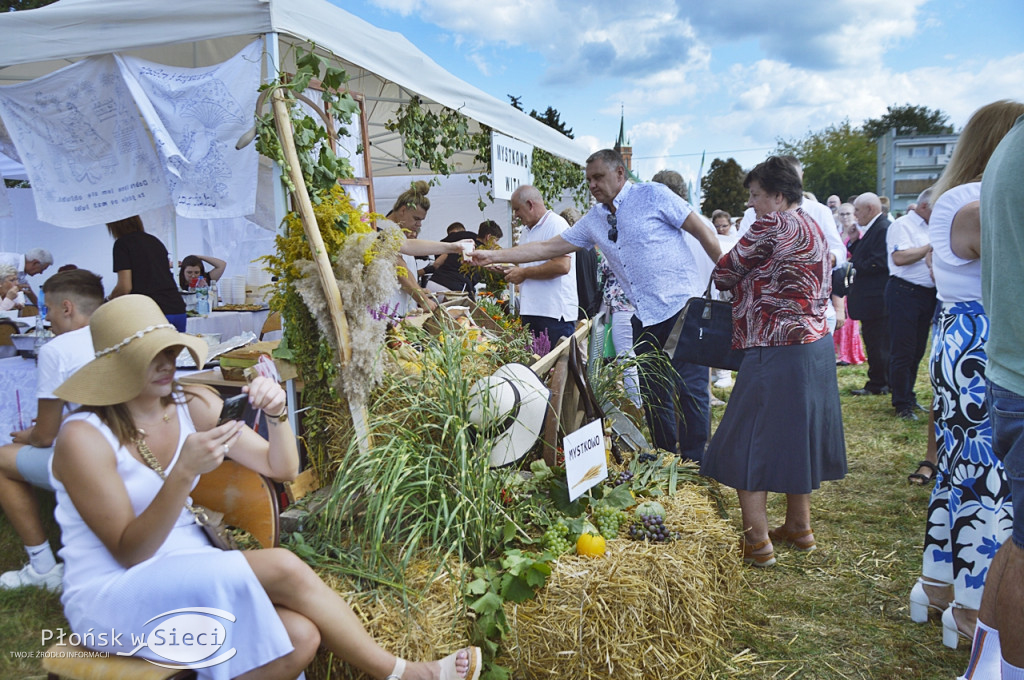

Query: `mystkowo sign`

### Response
(491, 132, 533, 200)
(564, 418, 606, 501)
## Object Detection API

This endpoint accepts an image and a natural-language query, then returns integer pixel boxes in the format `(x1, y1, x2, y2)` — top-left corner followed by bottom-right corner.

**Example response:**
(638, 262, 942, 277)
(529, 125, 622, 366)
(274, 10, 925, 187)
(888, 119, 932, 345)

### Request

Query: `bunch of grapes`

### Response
(541, 520, 571, 555)
(628, 514, 678, 543)
(593, 505, 629, 540)
(638, 452, 658, 464)
(611, 470, 634, 487)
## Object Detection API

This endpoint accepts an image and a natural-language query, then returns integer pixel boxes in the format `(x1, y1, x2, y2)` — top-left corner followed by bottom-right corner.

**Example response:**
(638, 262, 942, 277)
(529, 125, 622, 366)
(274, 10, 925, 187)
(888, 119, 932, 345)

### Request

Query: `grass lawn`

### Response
(0, 361, 971, 679)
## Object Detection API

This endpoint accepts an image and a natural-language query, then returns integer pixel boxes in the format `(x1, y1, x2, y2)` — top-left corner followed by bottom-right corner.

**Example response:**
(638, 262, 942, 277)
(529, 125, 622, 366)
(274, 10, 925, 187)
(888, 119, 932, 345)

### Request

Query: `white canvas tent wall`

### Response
(0, 0, 588, 176)
(0, 0, 590, 284)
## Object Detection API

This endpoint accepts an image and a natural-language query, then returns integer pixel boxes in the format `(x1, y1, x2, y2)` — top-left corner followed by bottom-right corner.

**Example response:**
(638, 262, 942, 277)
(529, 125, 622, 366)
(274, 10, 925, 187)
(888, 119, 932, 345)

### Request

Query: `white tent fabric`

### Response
(0, 0, 590, 175)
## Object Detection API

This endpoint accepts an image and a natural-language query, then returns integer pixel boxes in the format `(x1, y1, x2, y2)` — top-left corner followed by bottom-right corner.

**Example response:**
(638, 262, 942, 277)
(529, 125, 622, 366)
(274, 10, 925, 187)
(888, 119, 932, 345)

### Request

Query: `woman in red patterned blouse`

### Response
(700, 156, 847, 568)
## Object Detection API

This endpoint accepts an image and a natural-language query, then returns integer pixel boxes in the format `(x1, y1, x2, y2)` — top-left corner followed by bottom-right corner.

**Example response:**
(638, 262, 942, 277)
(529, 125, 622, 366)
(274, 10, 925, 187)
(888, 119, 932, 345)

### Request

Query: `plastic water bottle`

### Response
(209, 279, 219, 311)
(34, 305, 48, 353)
(195, 277, 210, 316)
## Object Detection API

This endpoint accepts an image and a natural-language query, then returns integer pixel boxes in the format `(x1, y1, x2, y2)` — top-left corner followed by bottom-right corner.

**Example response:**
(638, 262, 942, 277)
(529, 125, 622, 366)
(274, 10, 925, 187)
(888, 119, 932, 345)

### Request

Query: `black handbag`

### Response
(831, 262, 855, 297)
(664, 279, 744, 371)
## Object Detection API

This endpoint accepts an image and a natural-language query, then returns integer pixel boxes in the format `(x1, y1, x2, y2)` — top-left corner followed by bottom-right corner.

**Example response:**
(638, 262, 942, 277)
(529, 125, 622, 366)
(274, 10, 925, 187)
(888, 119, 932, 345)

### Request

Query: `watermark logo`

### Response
(118, 607, 237, 670)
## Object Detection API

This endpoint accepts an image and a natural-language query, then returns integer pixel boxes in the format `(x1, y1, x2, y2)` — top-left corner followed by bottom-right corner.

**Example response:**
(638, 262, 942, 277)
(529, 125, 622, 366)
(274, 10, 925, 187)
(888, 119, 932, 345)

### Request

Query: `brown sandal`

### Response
(741, 538, 776, 567)
(768, 526, 816, 552)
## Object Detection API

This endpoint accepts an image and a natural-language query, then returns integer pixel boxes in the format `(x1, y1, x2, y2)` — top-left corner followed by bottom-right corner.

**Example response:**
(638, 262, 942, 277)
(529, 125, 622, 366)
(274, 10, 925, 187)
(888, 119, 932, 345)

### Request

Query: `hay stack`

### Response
(498, 489, 742, 679)
(310, 561, 471, 680)
(310, 484, 742, 680)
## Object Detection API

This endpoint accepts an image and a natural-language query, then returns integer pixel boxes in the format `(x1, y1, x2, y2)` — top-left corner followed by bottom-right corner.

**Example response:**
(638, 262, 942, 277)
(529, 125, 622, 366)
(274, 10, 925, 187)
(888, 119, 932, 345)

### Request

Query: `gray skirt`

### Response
(700, 335, 847, 494)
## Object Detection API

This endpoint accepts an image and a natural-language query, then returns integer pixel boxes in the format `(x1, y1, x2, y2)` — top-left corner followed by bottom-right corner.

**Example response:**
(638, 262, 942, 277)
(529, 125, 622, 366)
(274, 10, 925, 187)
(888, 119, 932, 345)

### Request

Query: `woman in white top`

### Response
(51, 295, 480, 680)
(0, 264, 24, 311)
(908, 101, 1023, 668)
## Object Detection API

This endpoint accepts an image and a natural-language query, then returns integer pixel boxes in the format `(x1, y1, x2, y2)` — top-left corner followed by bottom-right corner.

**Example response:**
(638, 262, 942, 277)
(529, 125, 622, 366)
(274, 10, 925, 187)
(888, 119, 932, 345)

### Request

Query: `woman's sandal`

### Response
(942, 604, 975, 650)
(385, 647, 482, 680)
(908, 460, 937, 486)
(741, 538, 776, 567)
(767, 526, 816, 552)
(909, 577, 949, 623)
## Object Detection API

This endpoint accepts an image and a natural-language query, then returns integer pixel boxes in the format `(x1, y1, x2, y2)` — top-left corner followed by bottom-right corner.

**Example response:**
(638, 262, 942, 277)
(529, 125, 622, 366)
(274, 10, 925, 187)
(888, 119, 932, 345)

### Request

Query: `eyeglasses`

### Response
(607, 213, 618, 243)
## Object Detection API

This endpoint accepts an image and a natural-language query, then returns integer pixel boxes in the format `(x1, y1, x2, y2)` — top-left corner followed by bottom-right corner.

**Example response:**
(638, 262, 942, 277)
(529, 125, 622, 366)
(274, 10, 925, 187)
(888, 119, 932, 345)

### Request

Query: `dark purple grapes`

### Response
(628, 514, 677, 543)
(612, 470, 634, 487)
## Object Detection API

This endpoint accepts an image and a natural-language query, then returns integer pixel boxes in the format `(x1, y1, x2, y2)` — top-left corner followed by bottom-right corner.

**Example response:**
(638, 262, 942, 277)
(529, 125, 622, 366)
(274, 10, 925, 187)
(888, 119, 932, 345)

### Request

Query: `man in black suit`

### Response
(847, 192, 891, 395)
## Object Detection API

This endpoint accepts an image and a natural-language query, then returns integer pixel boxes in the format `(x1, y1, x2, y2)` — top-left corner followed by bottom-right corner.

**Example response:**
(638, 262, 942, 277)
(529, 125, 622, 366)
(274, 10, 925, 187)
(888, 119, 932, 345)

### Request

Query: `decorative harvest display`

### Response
(252, 45, 744, 680)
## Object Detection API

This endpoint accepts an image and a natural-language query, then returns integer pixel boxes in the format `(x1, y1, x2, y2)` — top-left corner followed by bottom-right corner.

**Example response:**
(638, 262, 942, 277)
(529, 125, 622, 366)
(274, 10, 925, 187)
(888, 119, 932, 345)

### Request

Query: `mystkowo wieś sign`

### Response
(564, 418, 606, 502)
(491, 132, 533, 201)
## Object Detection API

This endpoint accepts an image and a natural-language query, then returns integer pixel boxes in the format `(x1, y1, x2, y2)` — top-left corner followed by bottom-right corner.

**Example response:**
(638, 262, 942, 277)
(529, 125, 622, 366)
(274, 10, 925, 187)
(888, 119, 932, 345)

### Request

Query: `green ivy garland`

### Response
(386, 101, 588, 210)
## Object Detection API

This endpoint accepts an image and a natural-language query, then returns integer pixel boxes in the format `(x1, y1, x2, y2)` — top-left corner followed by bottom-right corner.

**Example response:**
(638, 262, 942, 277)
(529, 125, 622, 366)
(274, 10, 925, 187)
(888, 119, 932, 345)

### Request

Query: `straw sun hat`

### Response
(55, 295, 208, 406)
(468, 363, 551, 468)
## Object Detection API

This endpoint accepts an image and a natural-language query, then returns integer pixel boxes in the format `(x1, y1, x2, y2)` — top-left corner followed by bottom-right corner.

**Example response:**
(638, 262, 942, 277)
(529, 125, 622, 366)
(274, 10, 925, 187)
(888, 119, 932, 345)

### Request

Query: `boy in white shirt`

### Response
(0, 269, 102, 591)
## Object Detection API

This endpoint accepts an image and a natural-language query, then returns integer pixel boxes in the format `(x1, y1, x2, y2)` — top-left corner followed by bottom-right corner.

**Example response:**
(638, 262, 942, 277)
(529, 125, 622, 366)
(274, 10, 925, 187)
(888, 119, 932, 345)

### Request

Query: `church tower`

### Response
(613, 106, 633, 171)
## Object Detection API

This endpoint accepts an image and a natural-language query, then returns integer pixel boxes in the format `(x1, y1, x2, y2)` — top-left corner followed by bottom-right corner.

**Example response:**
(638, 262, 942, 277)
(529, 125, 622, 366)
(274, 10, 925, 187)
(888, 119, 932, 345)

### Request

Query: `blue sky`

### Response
(330, 0, 1024, 190)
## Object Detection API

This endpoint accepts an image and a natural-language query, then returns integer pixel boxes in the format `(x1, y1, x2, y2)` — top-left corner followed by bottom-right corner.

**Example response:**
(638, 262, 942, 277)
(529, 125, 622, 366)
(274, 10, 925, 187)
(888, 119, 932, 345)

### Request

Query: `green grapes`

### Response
(593, 504, 628, 541)
(541, 520, 571, 555)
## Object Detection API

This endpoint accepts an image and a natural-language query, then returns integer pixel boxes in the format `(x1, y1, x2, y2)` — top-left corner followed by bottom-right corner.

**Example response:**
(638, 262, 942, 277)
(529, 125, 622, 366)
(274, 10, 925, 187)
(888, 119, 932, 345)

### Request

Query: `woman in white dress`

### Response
(51, 295, 480, 680)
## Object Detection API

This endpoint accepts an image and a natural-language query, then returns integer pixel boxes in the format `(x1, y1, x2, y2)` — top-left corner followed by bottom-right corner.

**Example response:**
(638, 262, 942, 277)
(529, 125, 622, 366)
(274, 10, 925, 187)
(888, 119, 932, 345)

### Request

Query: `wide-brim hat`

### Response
(55, 295, 208, 406)
(468, 363, 551, 468)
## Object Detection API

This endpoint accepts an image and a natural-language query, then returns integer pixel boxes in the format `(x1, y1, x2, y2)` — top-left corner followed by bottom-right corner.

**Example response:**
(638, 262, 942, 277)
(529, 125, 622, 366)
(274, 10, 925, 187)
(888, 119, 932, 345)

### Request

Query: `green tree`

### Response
(700, 158, 747, 216)
(1, 0, 58, 10)
(507, 95, 574, 138)
(862, 104, 953, 140)
(775, 120, 876, 201)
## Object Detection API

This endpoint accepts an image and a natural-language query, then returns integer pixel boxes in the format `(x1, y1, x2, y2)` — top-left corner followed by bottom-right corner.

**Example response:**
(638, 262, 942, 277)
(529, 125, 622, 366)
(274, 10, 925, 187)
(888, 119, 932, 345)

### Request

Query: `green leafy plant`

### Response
(385, 96, 472, 177)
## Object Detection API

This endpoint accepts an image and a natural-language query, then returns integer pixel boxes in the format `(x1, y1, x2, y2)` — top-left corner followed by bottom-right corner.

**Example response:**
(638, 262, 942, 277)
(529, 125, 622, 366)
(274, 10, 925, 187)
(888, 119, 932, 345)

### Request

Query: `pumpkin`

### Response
(576, 532, 607, 557)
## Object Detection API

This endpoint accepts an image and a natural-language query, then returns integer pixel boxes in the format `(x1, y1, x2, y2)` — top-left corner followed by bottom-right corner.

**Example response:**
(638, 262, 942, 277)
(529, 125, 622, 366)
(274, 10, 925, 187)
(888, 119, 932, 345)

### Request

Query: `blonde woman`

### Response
(50, 295, 480, 680)
(386, 181, 468, 315)
(909, 101, 1024, 666)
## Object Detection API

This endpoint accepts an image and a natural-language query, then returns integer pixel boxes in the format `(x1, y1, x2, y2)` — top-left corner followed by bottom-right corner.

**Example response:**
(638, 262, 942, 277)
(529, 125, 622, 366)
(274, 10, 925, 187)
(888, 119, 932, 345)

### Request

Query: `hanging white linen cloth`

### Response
(0, 55, 171, 228)
(115, 40, 261, 219)
(0, 172, 10, 218)
(0, 120, 17, 217)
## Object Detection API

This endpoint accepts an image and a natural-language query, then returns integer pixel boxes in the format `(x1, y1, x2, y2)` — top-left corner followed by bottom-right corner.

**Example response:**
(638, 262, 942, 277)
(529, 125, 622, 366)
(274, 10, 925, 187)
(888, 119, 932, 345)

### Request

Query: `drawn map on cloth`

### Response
(116, 40, 261, 219)
(0, 55, 170, 228)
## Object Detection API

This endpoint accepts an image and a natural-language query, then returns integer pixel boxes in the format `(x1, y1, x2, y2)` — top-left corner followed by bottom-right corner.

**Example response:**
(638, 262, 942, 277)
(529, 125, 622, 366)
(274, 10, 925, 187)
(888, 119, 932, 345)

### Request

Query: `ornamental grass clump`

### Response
(311, 327, 531, 578)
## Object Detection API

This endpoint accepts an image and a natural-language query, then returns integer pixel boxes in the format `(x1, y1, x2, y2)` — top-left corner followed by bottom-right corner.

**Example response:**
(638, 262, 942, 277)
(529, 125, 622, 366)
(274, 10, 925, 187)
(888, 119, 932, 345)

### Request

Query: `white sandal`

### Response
(384, 647, 482, 680)
(909, 577, 948, 623)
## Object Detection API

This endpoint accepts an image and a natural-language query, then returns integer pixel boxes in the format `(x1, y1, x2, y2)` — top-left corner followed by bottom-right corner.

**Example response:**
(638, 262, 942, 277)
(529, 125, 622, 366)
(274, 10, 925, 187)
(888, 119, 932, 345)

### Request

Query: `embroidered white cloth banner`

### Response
(116, 40, 261, 219)
(0, 173, 10, 218)
(0, 56, 170, 228)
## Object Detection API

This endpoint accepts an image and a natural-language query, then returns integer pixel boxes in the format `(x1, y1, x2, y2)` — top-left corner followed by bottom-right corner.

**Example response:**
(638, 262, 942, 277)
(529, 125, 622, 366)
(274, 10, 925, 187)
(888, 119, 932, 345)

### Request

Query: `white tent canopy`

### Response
(0, 0, 590, 177)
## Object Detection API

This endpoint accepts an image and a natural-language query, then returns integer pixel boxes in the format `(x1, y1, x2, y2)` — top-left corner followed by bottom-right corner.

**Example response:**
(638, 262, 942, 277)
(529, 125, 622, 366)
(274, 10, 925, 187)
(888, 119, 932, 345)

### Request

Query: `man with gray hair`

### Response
(0, 247, 54, 305)
(470, 149, 721, 461)
(505, 184, 577, 348)
(848, 192, 892, 395)
(885, 187, 936, 420)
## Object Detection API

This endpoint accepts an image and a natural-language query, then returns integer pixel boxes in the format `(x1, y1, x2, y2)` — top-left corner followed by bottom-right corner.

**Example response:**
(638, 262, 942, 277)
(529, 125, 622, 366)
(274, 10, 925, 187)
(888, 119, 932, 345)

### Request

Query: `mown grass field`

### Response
(0, 360, 968, 679)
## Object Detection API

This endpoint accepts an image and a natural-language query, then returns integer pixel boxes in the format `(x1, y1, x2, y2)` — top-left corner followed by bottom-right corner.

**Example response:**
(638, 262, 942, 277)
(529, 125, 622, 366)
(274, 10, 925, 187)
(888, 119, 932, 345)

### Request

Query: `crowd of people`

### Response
(2, 98, 1022, 679)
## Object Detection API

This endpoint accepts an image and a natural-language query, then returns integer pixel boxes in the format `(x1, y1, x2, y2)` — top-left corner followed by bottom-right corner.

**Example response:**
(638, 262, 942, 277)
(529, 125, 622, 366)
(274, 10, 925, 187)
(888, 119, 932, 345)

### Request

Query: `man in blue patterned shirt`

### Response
(469, 149, 721, 461)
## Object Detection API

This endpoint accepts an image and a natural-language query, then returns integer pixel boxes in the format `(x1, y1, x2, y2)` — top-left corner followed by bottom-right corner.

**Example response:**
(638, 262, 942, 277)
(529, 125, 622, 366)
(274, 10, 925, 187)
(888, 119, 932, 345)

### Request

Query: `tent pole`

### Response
(270, 88, 371, 454)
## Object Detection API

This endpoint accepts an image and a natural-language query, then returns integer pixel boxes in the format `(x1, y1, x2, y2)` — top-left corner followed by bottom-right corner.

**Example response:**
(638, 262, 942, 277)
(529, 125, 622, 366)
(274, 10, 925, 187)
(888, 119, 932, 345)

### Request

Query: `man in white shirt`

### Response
(0, 247, 54, 305)
(885, 187, 936, 420)
(0, 269, 101, 591)
(471, 150, 722, 462)
(505, 185, 577, 351)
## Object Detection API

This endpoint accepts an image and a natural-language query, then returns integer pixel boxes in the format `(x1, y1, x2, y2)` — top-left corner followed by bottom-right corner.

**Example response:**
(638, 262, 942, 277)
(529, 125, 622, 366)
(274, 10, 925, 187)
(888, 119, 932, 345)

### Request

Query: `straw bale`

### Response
(309, 484, 742, 680)
(498, 489, 742, 679)
(310, 560, 472, 680)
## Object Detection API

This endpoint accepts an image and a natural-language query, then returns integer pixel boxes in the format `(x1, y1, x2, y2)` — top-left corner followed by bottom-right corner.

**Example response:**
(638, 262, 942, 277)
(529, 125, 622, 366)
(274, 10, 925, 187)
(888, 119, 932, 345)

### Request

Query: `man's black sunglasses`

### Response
(607, 213, 618, 243)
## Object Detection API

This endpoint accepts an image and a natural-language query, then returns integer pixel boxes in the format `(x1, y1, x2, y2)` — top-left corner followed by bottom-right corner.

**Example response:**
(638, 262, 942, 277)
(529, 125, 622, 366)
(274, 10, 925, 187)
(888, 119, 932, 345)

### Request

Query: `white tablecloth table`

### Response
(186, 309, 277, 341)
(0, 356, 39, 443)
